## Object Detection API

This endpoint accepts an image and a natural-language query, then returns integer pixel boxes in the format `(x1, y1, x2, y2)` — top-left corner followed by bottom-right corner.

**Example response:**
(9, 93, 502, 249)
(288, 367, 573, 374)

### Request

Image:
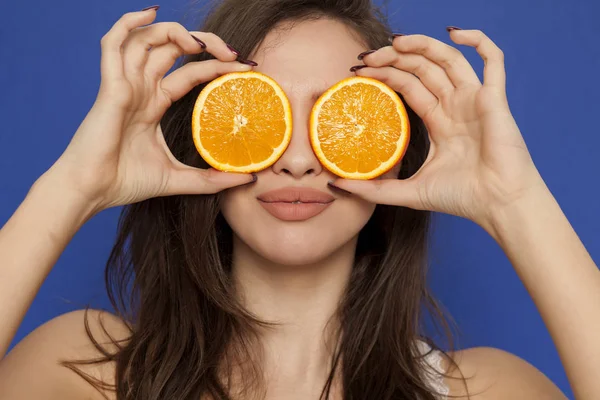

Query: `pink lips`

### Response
(257, 187, 335, 221)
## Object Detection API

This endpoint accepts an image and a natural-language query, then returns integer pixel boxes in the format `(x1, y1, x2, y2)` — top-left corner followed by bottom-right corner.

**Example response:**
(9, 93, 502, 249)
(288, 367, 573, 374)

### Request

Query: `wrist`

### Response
(480, 177, 553, 244)
(31, 167, 103, 224)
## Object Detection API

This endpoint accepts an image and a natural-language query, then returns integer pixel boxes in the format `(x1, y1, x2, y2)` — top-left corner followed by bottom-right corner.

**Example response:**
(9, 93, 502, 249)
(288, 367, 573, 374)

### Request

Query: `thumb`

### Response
(167, 166, 256, 195)
(329, 177, 424, 209)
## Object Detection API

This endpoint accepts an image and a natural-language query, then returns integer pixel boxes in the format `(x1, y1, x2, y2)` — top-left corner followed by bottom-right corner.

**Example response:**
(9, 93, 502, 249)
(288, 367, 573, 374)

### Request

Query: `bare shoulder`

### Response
(0, 309, 130, 400)
(439, 346, 568, 400)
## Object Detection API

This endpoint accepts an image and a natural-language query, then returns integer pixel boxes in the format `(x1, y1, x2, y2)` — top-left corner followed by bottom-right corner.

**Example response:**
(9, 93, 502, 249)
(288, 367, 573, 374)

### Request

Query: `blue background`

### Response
(1, 1, 599, 398)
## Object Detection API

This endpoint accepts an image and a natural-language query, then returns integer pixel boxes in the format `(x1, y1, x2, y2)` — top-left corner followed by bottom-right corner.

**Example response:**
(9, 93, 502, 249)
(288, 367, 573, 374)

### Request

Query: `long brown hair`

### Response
(62, 0, 471, 398)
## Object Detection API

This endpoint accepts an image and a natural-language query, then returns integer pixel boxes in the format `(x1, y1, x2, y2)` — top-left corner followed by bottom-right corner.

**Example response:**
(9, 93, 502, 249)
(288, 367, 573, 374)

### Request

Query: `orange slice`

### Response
(192, 71, 292, 173)
(309, 76, 410, 180)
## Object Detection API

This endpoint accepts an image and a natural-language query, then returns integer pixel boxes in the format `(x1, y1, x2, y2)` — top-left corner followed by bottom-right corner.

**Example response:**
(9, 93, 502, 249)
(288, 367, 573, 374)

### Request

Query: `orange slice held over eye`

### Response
(191, 71, 293, 173)
(192, 73, 410, 179)
(309, 76, 410, 180)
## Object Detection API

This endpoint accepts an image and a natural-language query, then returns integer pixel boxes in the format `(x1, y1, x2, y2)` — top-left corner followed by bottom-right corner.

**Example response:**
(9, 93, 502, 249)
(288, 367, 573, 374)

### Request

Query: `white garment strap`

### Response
(415, 340, 450, 400)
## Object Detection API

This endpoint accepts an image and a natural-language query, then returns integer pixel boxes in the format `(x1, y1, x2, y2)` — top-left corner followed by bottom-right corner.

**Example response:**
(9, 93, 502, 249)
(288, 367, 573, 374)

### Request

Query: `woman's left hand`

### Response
(331, 29, 547, 229)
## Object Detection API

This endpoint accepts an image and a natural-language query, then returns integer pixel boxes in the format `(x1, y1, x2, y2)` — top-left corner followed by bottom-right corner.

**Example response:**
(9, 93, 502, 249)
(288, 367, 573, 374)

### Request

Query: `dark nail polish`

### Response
(238, 59, 258, 66)
(226, 44, 240, 56)
(357, 50, 376, 60)
(349, 65, 367, 72)
(141, 5, 160, 11)
(328, 181, 352, 195)
(389, 33, 406, 43)
(446, 26, 462, 32)
(191, 34, 207, 49)
(238, 173, 257, 187)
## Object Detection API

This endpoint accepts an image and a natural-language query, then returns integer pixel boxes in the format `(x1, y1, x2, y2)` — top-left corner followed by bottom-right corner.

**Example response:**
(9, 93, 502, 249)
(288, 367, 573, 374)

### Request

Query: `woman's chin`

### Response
(232, 231, 349, 268)
(253, 239, 335, 267)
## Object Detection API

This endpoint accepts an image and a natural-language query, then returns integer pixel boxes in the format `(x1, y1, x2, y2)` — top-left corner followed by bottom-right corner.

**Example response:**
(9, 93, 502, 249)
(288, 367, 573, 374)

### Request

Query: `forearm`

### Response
(487, 182, 600, 400)
(0, 170, 97, 358)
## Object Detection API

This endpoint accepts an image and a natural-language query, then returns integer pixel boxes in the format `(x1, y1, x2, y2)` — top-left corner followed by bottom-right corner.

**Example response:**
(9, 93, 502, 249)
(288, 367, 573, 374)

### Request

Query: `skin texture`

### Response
(1, 6, 597, 400)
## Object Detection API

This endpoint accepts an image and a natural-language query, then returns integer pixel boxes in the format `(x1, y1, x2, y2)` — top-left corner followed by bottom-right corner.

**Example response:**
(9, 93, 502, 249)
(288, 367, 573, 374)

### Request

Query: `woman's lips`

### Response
(256, 186, 336, 221)
(258, 201, 332, 221)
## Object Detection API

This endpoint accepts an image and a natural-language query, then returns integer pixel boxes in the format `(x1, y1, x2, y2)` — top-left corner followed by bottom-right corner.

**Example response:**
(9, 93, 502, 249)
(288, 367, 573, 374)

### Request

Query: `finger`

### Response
(448, 29, 506, 90)
(145, 28, 253, 80)
(329, 178, 424, 210)
(188, 31, 244, 62)
(353, 66, 439, 120)
(167, 167, 256, 195)
(392, 34, 481, 88)
(145, 42, 188, 80)
(160, 59, 253, 102)
(360, 46, 455, 99)
(100, 8, 159, 82)
(122, 22, 205, 80)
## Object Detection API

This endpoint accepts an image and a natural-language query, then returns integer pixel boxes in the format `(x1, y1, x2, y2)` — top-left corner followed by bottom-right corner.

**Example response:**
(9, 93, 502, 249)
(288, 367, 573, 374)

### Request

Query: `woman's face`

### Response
(220, 18, 399, 266)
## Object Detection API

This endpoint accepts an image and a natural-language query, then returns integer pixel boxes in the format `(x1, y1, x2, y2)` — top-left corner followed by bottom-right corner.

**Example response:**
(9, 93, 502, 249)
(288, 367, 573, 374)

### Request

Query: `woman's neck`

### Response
(230, 234, 356, 395)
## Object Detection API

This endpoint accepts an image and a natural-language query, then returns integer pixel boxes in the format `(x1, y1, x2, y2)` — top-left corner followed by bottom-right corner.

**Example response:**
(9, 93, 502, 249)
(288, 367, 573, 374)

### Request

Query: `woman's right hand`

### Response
(46, 7, 255, 213)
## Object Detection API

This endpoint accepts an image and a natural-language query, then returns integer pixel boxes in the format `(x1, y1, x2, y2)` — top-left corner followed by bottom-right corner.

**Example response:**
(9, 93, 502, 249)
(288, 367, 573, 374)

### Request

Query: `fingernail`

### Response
(191, 34, 206, 49)
(349, 65, 367, 72)
(328, 180, 352, 195)
(238, 59, 258, 66)
(236, 172, 257, 187)
(141, 5, 160, 11)
(446, 26, 462, 32)
(226, 44, 240, 56)
(389, 33, 405, 42)
(357, 50, 376, 60)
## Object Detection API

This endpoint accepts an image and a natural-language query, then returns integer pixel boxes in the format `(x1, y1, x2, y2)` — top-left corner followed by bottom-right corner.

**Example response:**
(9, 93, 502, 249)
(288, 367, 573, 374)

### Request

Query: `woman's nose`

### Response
(271, 108, 323, 179)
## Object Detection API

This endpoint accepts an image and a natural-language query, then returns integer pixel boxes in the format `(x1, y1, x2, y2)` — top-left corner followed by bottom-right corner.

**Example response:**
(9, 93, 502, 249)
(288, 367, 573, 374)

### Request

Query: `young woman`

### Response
(0, 0, 597, 399)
